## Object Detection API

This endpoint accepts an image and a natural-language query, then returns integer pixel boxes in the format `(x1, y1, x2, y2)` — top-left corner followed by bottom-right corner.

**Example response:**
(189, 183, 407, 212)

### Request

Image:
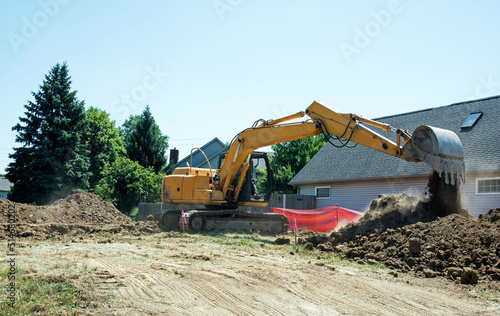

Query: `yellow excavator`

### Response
(161, 101, 465, 233)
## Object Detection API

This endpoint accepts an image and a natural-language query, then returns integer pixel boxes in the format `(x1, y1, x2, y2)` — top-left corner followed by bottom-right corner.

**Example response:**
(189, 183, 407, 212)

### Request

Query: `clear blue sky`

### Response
(1, 0, 500, 173)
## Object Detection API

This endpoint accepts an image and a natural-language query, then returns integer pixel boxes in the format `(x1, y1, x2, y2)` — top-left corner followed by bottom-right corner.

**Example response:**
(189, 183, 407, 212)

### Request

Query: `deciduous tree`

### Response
(257, 136, 326, 194)
(94, 157, 164, 215)
(84, 107, 126, 188)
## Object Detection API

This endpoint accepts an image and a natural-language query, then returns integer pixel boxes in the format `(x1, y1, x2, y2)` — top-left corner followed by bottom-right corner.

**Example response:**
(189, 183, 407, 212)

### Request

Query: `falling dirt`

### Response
(427, 171, 469, 217)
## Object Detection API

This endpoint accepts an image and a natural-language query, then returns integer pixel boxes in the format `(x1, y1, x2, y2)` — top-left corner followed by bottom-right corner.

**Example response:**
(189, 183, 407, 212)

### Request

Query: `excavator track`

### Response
(161, 209, 289, 234)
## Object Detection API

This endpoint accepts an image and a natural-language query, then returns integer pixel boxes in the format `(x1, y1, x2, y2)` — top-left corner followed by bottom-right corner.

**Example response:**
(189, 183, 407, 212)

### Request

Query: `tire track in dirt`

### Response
(195, 268, 286, 315)
(247, 253, 495, 316)
(230, 254, 330, 306)
(334, 276, 412, 316)
(166, 251, 316, 314)
(77, 240, 497, 316)
(310, 272, 488, 316)
(87, 256, 275, 315)
(148, 265, 197, 301)
(191, 258, 340, 315)
(150, 259, 283, 316)
(222, 254, 493, 316)
(86, 258, 174, 313)
(190, 270, 286, 316)
(146, 258, 305, 315)
(185, 281, 258, 316)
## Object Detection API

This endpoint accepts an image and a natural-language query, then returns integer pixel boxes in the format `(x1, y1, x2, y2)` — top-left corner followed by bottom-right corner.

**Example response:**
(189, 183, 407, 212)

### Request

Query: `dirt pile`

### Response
(326, 172, 470, 244)
(0, 193, 163, 240)
(333, 193, 438, 243)
(330, 209, 500, 282)
(297, 193, 499, 288)
(295, 172, 499, 289)
(0, 192, 131, 225)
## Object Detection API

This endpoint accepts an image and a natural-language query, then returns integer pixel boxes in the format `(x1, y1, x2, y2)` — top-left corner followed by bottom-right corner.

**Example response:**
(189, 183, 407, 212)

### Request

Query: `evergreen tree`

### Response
(6, 63, 90, 204)
(84, 107, 126, 188)
(122, 106, 168, 173)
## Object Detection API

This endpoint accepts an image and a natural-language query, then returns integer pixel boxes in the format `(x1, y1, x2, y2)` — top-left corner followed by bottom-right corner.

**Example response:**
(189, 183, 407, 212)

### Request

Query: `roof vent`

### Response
(461, 112, 482, 129)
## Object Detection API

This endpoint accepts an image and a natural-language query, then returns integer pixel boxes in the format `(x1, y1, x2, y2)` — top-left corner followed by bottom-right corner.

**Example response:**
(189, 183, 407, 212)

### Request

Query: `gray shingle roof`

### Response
(175, 137, 227, 168)
(0, 177, 12, 192)
(290, 96, 500, 185)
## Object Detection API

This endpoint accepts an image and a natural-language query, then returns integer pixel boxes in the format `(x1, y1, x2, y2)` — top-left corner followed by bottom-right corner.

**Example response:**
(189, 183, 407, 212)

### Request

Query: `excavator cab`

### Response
(218, 151, 274, 205)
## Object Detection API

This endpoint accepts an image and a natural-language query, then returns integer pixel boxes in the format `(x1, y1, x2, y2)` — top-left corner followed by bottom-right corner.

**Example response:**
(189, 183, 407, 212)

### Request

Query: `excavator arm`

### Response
(304, 101, 465, 185)
(217, 101, 465, 204)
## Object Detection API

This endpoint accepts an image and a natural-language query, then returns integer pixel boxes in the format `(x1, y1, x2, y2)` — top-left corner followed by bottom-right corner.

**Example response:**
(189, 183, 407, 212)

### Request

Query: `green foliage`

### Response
(164, 161, 176, 175)
(6, 63, 91, 204)
(119, 114, 141, 146)
(258, 136, 326, 194)
(84, 107, 126, 188)
(7, 63, 169, 210)
(256, 164, 293, 194)
(94, 157, 164, 215)
(121, 106, 168, 173)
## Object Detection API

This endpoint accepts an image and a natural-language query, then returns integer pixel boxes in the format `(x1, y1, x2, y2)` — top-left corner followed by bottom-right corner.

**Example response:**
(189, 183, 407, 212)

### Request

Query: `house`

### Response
(175, 137, 228, 169)
(0, 176, 12, 199)
(290, 96, 500, 218)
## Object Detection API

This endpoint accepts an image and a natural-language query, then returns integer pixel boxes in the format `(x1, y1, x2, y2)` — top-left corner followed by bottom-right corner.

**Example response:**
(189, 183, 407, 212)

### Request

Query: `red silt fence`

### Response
(271, 206, 363, 232)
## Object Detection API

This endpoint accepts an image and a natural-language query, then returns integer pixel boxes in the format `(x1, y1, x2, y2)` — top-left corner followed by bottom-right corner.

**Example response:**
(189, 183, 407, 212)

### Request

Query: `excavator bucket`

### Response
(402, 126, 465, 185)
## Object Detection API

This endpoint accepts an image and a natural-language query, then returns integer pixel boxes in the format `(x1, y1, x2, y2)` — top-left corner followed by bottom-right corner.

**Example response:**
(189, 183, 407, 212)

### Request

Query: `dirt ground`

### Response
(2, 233, 499, 315)
(1, 191, 499, 315)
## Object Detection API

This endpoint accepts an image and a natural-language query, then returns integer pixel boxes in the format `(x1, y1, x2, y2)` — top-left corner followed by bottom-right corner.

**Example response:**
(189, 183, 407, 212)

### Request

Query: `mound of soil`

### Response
(0, 193, 162, 240)
(334, 193, 438, 243)
(295, 172, 499, 290)
(0, 192, 131, 225)
(331, 208, 499, 281)
(298, 194, 499, 289)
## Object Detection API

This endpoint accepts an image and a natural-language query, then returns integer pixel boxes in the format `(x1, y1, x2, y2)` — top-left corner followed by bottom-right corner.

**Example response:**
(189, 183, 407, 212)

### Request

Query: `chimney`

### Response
(170, 148, 179, 165)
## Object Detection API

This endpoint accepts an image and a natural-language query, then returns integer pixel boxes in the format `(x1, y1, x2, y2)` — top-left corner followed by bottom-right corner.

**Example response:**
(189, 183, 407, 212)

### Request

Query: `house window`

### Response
(316, 186, 330, 199)
(477, 178, 500, 194)
(461, 112, 482, 129)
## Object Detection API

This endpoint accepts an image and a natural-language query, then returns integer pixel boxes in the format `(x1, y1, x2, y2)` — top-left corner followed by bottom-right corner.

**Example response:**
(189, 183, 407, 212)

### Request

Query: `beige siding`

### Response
(298, 176, 500, 217)
(329, 179, 428, 211)
(461, 176, 500, 218)
(298, 178, 427, 212)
